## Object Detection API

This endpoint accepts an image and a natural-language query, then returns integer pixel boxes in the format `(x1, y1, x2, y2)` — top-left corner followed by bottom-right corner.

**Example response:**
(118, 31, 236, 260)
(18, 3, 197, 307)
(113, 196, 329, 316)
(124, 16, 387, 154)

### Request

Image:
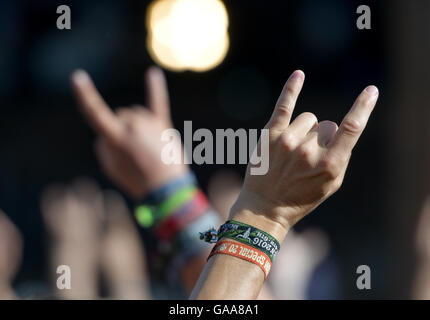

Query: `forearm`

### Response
(190, 248, 265, 299)
(180, 251, 211, 293)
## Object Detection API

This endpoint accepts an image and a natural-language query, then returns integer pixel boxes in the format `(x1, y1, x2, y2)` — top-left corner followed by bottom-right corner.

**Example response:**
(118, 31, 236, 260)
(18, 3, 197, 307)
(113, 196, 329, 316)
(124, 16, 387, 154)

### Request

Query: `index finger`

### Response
(328, 85, 378, 155)
(71, 70, 122, 142)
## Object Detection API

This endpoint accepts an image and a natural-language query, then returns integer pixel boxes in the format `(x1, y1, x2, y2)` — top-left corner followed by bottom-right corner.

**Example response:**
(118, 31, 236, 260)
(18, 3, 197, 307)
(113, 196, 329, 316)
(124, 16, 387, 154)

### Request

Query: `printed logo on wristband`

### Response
(208, 240, 272, 279)
(217, 220, 280, 261)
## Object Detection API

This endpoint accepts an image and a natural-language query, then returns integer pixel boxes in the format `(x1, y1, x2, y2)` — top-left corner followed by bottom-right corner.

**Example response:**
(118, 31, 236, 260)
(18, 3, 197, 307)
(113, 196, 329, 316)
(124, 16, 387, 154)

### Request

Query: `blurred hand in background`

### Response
(71, 67, 188, 200)
(0, 210, 23, 300)
(268, 227, 331, 299)
(71, 67, 218, 295)
(41, 178, 104, 299)
(208, 170, 242, 222)
(41, 178, 151, 299)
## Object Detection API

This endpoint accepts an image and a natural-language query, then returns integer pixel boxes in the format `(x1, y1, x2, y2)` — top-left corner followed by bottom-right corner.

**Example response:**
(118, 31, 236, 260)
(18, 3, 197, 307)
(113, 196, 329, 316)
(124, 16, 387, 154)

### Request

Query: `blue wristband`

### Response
(141, 171, 197, 205)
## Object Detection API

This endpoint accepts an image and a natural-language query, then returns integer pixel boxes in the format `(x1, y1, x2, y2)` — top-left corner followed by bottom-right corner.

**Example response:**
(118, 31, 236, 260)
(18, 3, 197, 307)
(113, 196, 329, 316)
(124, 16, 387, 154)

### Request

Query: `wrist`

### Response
(135, 171, 198, 228)
(147, 164, 190, 192)
(229, 190, 291, 244)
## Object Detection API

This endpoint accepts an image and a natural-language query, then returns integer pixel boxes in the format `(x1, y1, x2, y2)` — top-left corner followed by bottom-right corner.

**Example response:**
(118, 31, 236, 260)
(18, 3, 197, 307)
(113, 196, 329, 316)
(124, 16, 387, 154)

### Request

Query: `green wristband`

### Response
(135, 186, 197, 227)
(217, 220, 281, 261)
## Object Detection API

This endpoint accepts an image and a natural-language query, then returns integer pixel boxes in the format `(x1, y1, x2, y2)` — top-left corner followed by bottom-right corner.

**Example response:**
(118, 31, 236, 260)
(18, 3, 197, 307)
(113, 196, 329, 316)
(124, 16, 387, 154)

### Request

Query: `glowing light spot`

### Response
(146, 0, 229, 72)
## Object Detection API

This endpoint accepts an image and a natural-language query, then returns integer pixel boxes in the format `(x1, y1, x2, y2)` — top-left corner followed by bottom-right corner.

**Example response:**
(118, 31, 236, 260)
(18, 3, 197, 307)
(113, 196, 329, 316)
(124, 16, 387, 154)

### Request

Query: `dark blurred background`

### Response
(1, 0, 429, 299)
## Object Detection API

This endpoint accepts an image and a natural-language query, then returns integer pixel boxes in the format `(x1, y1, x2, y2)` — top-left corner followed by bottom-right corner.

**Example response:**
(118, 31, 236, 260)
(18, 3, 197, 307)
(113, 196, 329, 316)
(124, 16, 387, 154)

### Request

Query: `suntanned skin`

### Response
(190, 70, 379, 299)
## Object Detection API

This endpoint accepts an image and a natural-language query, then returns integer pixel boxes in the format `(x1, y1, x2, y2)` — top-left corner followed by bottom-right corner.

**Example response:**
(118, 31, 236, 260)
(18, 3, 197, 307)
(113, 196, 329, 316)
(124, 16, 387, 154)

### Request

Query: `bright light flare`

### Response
(146, 0, 229, 72)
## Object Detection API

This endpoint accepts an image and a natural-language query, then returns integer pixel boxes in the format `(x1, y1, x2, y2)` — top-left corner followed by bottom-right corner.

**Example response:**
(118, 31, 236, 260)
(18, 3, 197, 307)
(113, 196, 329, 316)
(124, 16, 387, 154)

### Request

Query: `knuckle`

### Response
(126, 118, 141, 131)
(276, 104, 292, 120)
(321, 178, 342, 197)
(297, 143, 314, 162)
(285, 84, 297, 96)
(332, 178, 343, 191)
(319, 183, 332, 197)
(319, 155, 341, 179)
(280, 132, 296, 151)
(341, 118, 363, 136)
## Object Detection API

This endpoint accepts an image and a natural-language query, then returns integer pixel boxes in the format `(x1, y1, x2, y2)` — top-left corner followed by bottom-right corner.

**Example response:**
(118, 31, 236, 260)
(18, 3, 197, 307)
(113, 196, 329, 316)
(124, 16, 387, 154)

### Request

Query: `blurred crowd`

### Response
(0, 169, 343, 300)
(1, 163, 429, 299)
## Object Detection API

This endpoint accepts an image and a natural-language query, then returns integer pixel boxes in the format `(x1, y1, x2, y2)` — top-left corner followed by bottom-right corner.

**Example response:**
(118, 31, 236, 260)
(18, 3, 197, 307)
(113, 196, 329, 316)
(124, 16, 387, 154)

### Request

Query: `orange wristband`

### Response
(208, 240, 272, 279)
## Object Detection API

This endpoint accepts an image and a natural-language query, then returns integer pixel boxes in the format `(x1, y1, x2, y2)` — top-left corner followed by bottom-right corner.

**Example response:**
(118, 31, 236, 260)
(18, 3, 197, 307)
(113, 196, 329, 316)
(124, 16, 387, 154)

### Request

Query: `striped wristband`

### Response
(135, 172, 198, 228)
(135, 171, 220, 248)
(155, 190, 209, 240)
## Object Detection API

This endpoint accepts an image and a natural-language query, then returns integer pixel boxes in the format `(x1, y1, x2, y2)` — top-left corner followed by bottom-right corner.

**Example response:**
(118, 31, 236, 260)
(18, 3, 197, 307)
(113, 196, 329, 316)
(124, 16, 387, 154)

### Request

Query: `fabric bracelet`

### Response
(135, 185, 197, 228)
(155, 190, 209, 240)
(141, 172, 197, 205)
(200, 220, 281, 262)
(166, 209, 221, 284)
(207, 240, 272, 279)
(217, 220, 280, 261)
(135, 171, 197, 227)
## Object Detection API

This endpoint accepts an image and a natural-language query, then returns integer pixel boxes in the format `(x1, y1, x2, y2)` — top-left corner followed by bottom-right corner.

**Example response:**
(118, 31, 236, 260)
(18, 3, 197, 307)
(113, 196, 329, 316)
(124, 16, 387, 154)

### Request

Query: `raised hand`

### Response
(232, 70, 379, 239)
(41, 178, 104, 299)
(70, 67, 188, 199)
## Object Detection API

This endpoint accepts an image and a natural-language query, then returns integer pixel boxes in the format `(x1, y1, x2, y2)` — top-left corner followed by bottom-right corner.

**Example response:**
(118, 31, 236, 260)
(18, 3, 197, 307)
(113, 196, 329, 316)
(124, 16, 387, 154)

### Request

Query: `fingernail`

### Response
(290, 70, 304, 80)
(365, 85, 378, 96)
(72, 70, 90, 84)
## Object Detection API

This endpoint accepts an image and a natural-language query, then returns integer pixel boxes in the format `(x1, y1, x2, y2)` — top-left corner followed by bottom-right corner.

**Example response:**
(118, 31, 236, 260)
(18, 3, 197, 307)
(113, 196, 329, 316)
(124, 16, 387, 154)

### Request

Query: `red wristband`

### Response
(156, 190, 209, 240)
(208, 240, 272, 279)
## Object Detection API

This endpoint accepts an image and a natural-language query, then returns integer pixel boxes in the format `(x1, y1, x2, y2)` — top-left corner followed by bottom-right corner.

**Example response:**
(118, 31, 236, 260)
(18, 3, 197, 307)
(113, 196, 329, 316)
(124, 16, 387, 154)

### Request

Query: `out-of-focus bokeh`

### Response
(1, 0, 430, 299)
(147, 0, 229, 71)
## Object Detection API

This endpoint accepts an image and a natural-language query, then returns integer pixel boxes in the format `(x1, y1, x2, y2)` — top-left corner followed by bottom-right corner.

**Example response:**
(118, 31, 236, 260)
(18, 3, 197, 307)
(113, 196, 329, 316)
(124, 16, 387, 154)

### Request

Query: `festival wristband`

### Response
(142, 172, 197, 205)
(135, 172, 198, 227)
(218, 220, 280, 261)
(208, 240, 272, 279)
(200, 220, 281, 261)
(155, 190, 209, 240)
(135, 185, 197, 228)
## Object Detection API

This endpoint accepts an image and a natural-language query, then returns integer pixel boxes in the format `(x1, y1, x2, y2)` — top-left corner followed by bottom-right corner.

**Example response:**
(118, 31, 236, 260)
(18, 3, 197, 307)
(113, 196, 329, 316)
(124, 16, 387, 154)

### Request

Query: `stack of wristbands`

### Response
(135, 172, 221, 284)
(202, 220, 281, 279)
